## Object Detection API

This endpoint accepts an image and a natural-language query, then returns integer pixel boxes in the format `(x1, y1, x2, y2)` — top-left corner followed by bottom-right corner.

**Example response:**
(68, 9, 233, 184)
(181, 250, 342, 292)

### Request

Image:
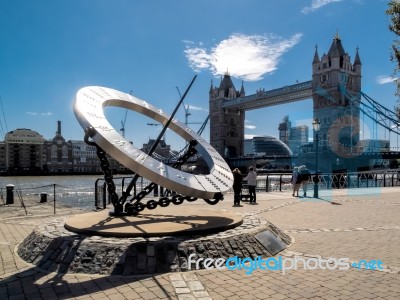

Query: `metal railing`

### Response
(95, 170, 400, 208)
(254, 170, 400, 192)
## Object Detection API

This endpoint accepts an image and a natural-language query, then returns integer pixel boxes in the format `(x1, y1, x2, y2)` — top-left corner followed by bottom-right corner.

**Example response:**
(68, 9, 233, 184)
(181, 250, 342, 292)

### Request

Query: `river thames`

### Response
(2, 173, 383, 211)
(0, 175, 115, 210)
(0, 174, 283, 211)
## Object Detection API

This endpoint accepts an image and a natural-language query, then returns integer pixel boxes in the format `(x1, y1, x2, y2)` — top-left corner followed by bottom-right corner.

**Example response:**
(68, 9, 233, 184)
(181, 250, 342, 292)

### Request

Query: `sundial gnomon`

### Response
(74, 82, 233, 215)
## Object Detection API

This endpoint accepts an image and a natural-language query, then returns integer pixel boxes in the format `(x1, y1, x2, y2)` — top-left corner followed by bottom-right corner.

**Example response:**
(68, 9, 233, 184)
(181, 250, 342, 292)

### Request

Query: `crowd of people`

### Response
(231, 165, 312, 206)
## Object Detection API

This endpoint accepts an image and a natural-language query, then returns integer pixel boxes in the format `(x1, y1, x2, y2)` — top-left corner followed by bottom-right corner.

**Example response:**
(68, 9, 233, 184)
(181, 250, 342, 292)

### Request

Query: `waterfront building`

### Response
(244, 136, 292, 156)
(4, 128, 44, 173)
(141, 138, 172, 159)
(243, 136, 292, 169)
(71, 140, 101, 173)
(289, 125, 309, 155)
(278, 116, 309, 155)
(0, 122, 130, 175)
(43, 121, 73, 173)
(0, 142, 6, 172)
(251, 136, 292, 156)
(70, 135, 131, 173)
(278, 116, 291, 145)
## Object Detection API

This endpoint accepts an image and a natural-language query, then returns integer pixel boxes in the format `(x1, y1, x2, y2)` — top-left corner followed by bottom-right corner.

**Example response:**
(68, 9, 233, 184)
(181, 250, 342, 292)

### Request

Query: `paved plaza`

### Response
(0, 185, 399, 299)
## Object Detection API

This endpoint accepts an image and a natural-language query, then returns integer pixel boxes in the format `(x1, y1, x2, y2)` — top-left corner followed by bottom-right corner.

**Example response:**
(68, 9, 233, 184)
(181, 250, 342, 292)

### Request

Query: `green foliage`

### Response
(386, 0, 400, 98)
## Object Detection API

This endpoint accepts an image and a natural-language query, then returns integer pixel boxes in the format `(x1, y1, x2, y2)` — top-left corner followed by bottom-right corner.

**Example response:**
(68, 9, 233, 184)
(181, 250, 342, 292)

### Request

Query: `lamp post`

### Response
(312, 117, 321, 198)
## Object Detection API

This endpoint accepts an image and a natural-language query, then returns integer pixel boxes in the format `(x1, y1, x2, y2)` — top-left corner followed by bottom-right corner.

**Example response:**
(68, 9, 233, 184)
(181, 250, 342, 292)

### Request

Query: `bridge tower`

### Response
(312, 33, 362, 161)
(209, 72, 245, 158)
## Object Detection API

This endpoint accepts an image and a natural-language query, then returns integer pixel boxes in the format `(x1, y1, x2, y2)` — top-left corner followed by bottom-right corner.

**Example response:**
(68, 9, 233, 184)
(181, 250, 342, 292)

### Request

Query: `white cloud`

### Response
(26, 111, 53, 116)
(376, 75, 398, 85)
(184, 33, 302, 81)
(186, 104, 208, 112)
(245, 124, 256, 130)
(301, 0, 344, 14)
(244, 120, 256, 130)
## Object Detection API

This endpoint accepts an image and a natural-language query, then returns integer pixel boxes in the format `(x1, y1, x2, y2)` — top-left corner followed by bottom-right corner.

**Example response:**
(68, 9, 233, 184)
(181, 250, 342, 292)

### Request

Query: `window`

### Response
(62, 145, 68, 158)
(51, 145, 57, 158)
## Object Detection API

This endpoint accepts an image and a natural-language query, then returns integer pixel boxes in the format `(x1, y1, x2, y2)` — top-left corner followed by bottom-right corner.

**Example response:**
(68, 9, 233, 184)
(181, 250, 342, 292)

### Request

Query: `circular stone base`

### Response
(18, 213, 292, 276)
(64, 206, 243, 237)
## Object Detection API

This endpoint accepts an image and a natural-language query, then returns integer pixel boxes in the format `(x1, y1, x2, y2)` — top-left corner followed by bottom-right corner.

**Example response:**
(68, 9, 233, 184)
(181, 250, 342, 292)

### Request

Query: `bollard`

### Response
(40, 192, 48, 203)
(6, 184, 14, 204)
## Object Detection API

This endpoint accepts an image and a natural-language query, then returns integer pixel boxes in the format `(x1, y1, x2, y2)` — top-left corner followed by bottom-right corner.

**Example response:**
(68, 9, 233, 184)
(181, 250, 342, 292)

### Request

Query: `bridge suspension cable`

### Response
(340, 86, 400, 150)
(340, 87, 400, 135)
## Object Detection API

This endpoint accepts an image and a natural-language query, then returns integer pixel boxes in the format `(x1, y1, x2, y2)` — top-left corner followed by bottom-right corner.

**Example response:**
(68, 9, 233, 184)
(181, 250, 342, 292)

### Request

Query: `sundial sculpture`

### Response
(73, 77, 233, 216)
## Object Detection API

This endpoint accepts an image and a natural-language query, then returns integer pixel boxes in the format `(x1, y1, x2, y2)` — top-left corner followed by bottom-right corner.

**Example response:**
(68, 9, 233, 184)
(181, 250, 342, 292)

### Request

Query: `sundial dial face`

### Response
(73, 86, 233, 199)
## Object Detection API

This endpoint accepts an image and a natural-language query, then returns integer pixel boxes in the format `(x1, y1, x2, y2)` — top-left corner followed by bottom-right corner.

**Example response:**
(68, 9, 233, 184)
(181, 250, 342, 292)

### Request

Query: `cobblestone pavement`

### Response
(0, 186, 399, 299)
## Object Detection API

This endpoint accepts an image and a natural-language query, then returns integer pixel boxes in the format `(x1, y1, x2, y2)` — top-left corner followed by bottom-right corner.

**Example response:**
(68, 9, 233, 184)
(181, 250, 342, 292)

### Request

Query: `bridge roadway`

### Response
(222, 80, 312, 110)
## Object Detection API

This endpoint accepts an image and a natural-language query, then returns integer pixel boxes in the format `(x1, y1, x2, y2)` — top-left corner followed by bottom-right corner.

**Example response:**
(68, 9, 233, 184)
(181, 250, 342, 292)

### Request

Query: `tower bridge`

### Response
(208, 34, 400, 172)
(221, 80, 312, 111)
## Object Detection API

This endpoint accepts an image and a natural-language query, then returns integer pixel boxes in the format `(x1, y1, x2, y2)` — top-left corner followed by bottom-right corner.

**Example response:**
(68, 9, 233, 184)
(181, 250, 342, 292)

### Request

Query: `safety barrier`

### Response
(104, 171, 400, 200)
(257, 170, 400, 192)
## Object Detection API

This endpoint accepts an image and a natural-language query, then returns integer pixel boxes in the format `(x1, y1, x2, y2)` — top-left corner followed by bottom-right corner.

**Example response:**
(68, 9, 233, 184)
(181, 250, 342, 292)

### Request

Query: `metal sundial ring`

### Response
(74, 86, 233, 206)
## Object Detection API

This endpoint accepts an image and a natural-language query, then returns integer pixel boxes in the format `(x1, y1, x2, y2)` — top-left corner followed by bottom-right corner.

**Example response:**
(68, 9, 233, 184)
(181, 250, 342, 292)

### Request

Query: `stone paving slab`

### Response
(262, 195, 400, 230)
(196, 267, 400, 300)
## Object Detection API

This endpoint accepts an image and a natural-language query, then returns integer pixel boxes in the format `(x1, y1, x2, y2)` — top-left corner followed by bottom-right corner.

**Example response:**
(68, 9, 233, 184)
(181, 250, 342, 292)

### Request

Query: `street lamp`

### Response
(312, 117, 321, 198)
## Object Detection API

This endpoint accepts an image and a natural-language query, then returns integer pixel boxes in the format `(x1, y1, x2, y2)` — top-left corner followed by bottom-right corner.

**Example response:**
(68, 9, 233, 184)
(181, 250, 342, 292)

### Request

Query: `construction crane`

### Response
(176, 86, 203, 127)
(120, 110, 128, 138)
(147, 86, 209, 157)
(145, 86, 198, 150)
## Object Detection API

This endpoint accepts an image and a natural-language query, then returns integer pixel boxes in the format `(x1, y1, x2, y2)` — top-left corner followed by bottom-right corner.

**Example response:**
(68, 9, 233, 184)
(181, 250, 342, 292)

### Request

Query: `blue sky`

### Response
(0, 0, 398, 151)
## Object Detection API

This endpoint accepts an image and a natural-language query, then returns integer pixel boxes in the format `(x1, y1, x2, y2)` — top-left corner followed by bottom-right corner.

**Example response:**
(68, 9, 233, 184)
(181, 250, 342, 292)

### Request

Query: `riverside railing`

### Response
(254, 170, 400, 192)
(0, 182, 96, 215)
(94, 170, 400, 208)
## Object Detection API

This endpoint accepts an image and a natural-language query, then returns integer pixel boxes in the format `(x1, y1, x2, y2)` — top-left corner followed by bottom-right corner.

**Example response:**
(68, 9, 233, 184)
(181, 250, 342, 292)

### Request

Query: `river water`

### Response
(0, 175, 116, 210)
(0, 174, 289, 211)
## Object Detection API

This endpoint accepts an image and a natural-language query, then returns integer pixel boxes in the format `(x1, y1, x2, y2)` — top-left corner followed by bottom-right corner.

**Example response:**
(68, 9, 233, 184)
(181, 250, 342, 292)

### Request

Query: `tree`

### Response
(386, 1, 400, 98)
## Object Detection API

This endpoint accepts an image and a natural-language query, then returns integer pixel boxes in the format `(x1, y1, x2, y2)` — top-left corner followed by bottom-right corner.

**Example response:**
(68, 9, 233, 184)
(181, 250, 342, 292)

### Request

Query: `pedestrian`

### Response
(232, 168, 242, 206)
(244, 166, 257, 204)
(291, 167, 301, 197)
(299, 165, 311, 197)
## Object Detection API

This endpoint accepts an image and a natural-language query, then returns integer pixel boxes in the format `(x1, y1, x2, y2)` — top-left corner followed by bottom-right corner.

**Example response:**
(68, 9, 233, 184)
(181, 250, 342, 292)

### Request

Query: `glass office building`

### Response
(244, 136, 292, 156)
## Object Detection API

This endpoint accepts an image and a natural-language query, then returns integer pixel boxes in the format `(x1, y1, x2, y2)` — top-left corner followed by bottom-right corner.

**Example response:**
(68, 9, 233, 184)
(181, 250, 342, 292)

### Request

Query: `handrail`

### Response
(243, 170, 400, 193)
